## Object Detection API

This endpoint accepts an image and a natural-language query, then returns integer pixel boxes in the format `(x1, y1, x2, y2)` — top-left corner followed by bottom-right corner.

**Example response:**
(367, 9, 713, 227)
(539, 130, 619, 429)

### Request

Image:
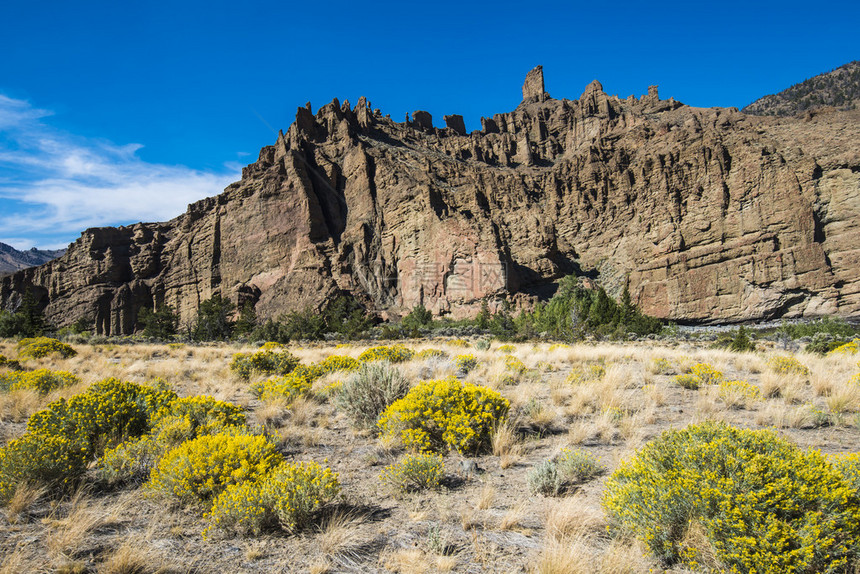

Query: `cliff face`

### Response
(3, 67, 859, 334)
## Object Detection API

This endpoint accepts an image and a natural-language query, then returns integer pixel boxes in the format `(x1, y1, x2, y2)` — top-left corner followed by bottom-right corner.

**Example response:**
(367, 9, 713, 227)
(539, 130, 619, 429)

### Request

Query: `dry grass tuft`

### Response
(46, 493, 107, 559)
(0, 388, 43, 422)
(475, 484, 496, 510)
(5, 482, 46, 523)
(499, 501, 528, 531)
(318, 510, 363, 555)
(99, 543, 153, 574)
(382, 548, 430, 574)
(544, 495, 604, 541)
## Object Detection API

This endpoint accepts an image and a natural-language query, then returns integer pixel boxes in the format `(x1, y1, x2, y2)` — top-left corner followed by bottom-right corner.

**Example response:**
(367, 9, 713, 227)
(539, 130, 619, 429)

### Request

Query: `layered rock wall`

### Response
(3, 67, 859, 333)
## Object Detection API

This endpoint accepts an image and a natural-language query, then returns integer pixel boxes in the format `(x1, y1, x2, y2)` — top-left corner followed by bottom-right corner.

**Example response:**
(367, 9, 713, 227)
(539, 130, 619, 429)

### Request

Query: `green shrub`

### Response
(17, 337, 77, 359)
(204, 461, 340, 537)
(358, 345, 415, 363)
(0, 368, 79, 394)
(527, 448, 604, 496)
(556, 448, 604, 483)
(380, 453, 444, 492)
(97, 435, 161, 487)
(602, 422, 860, 572)
(474, 338, 491, 351)
(402, 304, 432, 330)
(0, 432, 89, 502)
(229, 344, 300, 379)
(335, 361, 409, 429)
(527, 459, 564, 496)
(148, 433, 283, 504)
(378, 378, 509, 455)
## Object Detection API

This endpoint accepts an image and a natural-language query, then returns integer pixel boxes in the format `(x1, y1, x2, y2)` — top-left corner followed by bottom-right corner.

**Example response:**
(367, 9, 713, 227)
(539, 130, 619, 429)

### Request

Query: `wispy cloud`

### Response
(0, 94, 239, 249)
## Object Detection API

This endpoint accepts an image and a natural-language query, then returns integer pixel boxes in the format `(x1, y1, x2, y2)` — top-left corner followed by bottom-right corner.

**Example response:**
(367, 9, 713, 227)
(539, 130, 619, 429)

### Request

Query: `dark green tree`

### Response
(232, 302, 258, 338)
(402, 304, 432, 331)
(138, 305, 178, 339)
(192, 294, 235, 341)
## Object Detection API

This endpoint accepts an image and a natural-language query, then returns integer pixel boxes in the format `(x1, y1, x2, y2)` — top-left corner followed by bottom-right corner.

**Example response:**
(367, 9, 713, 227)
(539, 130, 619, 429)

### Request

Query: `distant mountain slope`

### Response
(0, 242, 66, 276)
(743, 60, 860, 116)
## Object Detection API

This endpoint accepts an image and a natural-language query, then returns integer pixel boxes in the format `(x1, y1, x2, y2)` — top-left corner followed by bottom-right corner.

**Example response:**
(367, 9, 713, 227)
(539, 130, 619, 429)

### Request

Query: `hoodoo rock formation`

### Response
(2, 66, 859, 334)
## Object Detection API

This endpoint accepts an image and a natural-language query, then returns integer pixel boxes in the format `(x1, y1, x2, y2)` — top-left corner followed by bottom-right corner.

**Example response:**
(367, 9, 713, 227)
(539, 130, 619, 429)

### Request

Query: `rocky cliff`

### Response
(2, 67, 859, 334)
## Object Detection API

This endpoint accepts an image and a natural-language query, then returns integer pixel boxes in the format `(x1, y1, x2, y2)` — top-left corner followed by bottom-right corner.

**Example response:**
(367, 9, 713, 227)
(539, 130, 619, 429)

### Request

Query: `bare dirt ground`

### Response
(1, 338, 859, 573)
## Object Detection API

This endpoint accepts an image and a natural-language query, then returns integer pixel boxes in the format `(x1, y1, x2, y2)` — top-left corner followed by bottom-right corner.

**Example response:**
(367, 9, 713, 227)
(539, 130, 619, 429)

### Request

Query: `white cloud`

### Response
(0, 95, 239, 249)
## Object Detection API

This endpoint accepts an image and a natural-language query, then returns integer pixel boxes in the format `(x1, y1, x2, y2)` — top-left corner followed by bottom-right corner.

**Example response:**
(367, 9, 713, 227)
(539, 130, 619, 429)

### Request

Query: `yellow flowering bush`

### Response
(315, 354, 359, 374)
(446, 338, 470, 348)
(17, 337, 77, 359)
(148, 433, 283, 504)
(649, 357, 674, 374)
(250, 371, 312, 404)
(718, 379, 762, 409)
(205, 461, 340, 537)
(0, 432, 89, 502)
(151, 395, 246, 447)
(380, 453, 444, 492)
(832, 453, 860, 492)
(28, 378, 177, 459)
(674, 363, 722, 389)
(229, 344, 299, 379)
(414, 348, 448, 360)
(358, 345, 415, 363)
(498, 344, 516, 354)
(603, 422, 860, 572)
(690, 363, 723, 384)
(767, 355, 810, 376)
(504, 356, 527, 374)
(828, 339, 859, 356)
(378, 378, 509, 455)
(566, 363, 606, 385)
(455, 354, 479, 374)
(0, 368, 79, 394)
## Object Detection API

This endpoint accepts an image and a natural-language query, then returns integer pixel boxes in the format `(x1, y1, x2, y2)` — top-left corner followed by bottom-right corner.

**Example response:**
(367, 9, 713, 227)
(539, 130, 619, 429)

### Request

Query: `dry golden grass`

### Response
(4, 337, 859, 573)
(475, 484, 496, 510)
(544, 495, 604, 541)
(5, 482, 46, 523)
(317, 510, 363, 555)
(98, 543, 153, 574)
(499, 501, 528, 531)
(381, 548, 430, 574)
(46, 492, 108, 559)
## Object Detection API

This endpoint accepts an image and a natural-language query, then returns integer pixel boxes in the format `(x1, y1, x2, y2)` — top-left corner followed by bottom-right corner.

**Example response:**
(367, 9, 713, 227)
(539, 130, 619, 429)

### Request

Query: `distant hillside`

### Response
(743, 60, 860, 116)
(0, 242, 66, 276)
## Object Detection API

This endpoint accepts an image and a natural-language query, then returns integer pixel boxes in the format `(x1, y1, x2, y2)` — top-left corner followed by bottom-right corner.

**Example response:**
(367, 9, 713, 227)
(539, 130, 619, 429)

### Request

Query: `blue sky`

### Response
(0, 0, 857, 249)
